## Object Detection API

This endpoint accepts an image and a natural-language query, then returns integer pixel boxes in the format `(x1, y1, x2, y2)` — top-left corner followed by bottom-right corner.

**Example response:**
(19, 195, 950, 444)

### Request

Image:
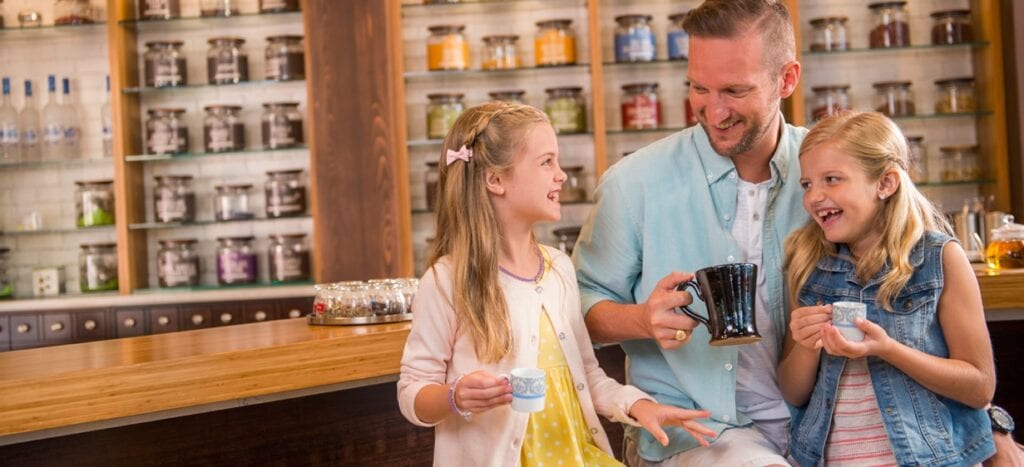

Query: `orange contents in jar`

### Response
(534, 19, 576, 66)
(427, 25, 470, 71)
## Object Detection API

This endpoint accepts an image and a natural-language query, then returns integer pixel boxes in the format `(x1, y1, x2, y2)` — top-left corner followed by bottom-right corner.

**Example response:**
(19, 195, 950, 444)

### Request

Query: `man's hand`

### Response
(985, 431, 1024, 466)
(644, 272, 701, 350)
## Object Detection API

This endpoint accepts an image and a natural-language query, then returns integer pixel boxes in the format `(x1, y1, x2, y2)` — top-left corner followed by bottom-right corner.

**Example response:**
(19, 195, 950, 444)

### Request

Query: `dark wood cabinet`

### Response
(10, 314, 41, 350)
(115, 309, 146, 338)
(42, 313, 73, 345)
(210, 303, 242, 327)
(277, 297, 311, 320)
(179, 305, 212, 331)
(0, 314, 9, 351)
(74, 310, 110, 342)
(150, 307, 180, 334)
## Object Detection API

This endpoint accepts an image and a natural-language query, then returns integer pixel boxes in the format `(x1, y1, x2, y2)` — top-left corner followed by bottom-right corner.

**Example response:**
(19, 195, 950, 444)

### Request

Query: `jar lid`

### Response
(207, 36, 245, 45)
(668, 12, 689, 22)
(269, 233, 307, 240)
(811, 84, 851, 92)
(809, 16, 849, 26)
(215, 183, 254, 190)
(266, 168, 304, 175)
(262, 101, 300, 108)
(147, 107, 187, 115)
(145, 40, 185, 47)
(481, 34, 519, 43)
(562, 165, 584, 173)
(266, 35, 304, 41)
(906, 135, 924, 143)
(990, 222, 1024, 241)
(488, 89, 526, 99)
(426, 92, 464, 101)
(934, 76, 974, 86)
(930, 9, 971, 19)
(867, 1, 907, 10)
(871, 80, 912, 89)
(535, 18, 572, 28)
(426, 160, 439, 167)
(80, 242, 117, 249)
(154, 174, 194, 181)
(204, 104, 243, 111)
(427, 25, 465, 33)
(545, 86, 583, 95)
(615, 14, 653, 23)
(622, 82, 659, 92)
(552, 226, 581, 237)
(158, 238, 198, 246)
(74, 179, 114, 185)
(939, 145, 979, 152)
(216, 235, 255, 242)
(0, 246, 10, 253)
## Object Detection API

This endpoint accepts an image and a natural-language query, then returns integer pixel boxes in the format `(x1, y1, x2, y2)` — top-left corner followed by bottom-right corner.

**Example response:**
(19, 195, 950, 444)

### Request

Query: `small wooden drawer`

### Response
(277, 297, 312, 320)
(9, 314, 40, 349)
(42, 313, 73, 344)
(0, 314, 10, 351)
(115, 309, 146, 338)
(150, 307, 180, 334)
(74, 310, 110, 342)
(211, 303, 243, 327)
(243, 301, 276, 323)
(179, 305, 212, 331)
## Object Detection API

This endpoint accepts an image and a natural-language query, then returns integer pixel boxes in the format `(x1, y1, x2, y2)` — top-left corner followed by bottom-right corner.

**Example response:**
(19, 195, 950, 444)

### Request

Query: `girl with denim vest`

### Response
(779, 111, 996, 466)
(397, 102, 714, 466)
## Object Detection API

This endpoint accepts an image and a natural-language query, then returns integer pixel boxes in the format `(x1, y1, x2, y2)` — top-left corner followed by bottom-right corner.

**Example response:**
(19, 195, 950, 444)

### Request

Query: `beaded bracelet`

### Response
(448, 374, 472, 421)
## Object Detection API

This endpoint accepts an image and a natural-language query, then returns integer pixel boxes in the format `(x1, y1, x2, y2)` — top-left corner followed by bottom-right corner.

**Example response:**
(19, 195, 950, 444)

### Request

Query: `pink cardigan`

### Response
(397, 246, 651, 466)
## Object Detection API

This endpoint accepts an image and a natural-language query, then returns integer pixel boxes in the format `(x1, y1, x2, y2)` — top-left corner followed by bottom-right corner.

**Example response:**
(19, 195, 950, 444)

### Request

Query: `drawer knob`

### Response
(220, 313, 233, 324)
(288, 309, 301, 318)
(16, 323, 30, 334)
(124, 317, 137, 328)
(50, 322, 64, 332)
(191, 314, 204, 325)
(157, 316, 170, 326)
(254, 311, 267, 321)
(84, 320, 97, 331)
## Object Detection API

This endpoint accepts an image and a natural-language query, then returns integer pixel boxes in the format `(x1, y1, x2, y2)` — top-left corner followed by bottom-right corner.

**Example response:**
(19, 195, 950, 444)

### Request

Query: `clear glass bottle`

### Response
(261, 102, 304, 148)
(0, 77, 20, 162)
(265, 169, 306, 218)
(200, 0, 239, 17)
(157, 238, 200, 287)
(481, 35, 520, 70)
(153, 174, 196, 223)
(203, 105, 245, 152)
(0, 247, 11, 299)
(269, 233, 310, 283)
(427, 25, 470, 71)
(931, 9, 972, 45)
(906, 136, 927, 184)
(216, 236, 257, 285)
(534, 19, 576, 66)
(934, 77, 976, 114)
(259, 0, 300, 13)
(41, 75, 64, 161)
(75, 179, 115, 227)
(559, 166, 586, 203)
(810, 84, 851, 121)
(872, 80, 915, 117)
(54, 0, 93, 25)
(553, 226, 581, 256)
(621, 82, 661, 130)
(667, 12, 689, 60)
(18, 80, 40, 161)
(79, 243, 118, 292)
(544, 86, 586, 134)
(207, 37, 249, 85)
(213, 183, 254, 221)
(146, 108, 188, 155)
(488, 89, 526, 104)
(809, 16, 849, 52)
(425, 160, 439, 211)
(265, 35, 305, 81)
(142, 0, 181, 20)
(426, 93, 464, 140)
(101, 75, 113, 158)
(614, 14, 656, 63)
(144, 41, 187, 87)
(61, 77, 80, 157)
(868, 1, 910, 48)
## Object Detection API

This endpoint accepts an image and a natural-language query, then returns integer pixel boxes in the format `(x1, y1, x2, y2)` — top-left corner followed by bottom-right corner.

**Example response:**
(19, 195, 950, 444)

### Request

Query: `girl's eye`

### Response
(799, 181, 811, 190)
(825, 176, 840, 184)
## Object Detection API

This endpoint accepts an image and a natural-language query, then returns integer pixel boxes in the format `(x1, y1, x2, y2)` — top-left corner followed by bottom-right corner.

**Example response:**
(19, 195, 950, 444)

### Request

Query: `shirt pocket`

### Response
(887, 283, 940, 347)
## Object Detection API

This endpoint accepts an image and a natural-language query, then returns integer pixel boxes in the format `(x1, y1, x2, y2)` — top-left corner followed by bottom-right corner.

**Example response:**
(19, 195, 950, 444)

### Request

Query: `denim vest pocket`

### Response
(885, 283, 940, 349)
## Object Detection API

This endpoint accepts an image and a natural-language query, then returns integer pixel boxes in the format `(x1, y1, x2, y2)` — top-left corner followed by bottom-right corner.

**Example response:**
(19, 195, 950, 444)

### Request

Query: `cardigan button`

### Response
(590, 428, 598, 435)
(576, 383, 584, 391)
(558, 332, 566, 340)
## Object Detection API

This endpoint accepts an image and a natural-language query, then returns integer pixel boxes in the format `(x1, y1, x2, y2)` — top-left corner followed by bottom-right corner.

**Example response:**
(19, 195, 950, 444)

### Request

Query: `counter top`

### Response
(974, 265, 1024, 315)
(0, 284, 313, 314)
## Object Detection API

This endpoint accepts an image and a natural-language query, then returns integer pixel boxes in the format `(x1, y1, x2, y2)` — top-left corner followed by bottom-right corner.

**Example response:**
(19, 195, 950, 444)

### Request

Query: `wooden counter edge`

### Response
(975, 266, 1024, 310)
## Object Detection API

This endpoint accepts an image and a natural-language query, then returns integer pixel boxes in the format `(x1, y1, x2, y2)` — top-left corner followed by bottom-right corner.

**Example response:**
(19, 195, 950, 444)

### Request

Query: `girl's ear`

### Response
(877, 168, 900, 200)
(485, 170, 505, 195)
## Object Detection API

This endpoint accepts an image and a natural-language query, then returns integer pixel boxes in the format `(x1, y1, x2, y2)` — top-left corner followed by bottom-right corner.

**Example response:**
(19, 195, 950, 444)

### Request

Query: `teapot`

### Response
(985, 217, 1024, 270)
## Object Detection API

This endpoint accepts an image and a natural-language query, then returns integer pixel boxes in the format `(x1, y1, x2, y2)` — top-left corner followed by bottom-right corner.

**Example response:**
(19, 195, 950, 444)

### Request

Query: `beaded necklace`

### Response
(498, 244, 544, 283)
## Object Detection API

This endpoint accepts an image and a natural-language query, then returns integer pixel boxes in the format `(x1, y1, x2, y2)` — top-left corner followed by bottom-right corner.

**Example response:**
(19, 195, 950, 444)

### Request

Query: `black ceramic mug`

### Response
(675, 263, 762, 346)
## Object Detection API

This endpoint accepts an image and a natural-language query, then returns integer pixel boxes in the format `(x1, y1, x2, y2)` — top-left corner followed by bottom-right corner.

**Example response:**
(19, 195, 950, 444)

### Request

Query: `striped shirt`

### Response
(824, 358, 898, 466)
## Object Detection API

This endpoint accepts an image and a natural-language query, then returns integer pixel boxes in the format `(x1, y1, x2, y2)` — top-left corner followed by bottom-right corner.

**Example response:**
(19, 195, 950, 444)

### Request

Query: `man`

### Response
(575, 1, 1024, 465)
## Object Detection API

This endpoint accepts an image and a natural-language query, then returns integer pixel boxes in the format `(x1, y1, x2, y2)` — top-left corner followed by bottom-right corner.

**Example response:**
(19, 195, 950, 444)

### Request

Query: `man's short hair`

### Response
(682, 0, 796, 74)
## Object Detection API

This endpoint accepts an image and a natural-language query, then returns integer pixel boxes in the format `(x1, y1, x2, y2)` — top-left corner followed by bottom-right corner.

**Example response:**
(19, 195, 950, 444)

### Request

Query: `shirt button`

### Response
(723, 415, 731, 422)
(728, 173, 737, 179)
(513, 438, 520, 446)
(727, 255, 735, 262)
(724, 363, 733, 371)
(707, 174, 713, 181)
(576, 383, 585, 391)
(724, 214, 731, 221)
(749, 190, 755, 196)
(753, 213, 760, 221)
(558, 332, 566, 340)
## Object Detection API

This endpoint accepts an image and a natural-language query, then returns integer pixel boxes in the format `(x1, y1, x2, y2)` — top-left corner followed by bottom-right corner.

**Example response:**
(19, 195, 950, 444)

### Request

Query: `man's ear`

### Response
(778, 60, 801, 99)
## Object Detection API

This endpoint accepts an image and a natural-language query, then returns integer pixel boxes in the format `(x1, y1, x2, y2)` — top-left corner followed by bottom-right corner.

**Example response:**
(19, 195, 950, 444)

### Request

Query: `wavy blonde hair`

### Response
(784, 111, 952, 311)
(426, 102, 550, 363)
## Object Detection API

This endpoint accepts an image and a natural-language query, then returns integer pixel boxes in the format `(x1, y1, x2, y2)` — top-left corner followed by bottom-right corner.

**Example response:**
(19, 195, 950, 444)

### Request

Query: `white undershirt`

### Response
(732, 178, 790, 422)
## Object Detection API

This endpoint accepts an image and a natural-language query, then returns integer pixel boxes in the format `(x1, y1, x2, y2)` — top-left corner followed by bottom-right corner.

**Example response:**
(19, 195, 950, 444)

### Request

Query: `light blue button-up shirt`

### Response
(574, 117, 809, 461)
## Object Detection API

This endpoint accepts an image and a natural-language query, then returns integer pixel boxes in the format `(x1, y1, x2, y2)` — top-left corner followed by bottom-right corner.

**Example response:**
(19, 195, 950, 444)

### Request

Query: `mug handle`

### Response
(675, 279, 710, 328)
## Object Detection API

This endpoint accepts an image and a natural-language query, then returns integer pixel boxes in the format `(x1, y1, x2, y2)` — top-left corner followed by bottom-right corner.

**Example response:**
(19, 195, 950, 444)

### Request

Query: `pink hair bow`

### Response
(446, 145, 473, 166)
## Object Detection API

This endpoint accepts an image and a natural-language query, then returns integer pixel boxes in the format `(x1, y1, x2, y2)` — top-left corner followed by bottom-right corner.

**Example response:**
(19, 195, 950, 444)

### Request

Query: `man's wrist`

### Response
(989, 405, 1015, 434)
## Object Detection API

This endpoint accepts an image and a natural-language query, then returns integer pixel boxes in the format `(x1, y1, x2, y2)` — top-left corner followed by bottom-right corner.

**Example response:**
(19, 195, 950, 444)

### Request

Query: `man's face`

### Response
(687, 30, 783, 159)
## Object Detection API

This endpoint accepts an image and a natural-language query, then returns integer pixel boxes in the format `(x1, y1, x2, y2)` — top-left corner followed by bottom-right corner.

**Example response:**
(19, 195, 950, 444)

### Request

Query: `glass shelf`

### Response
(412, 200, 591, 214)
(401, 0, 584, 17)
(0, 291, 119, 303)
(118, 10, 301, 29)
(122, 78, 305, 95)
(602, 58, 688, 69)
(132, 280, 313, 295)
(0, 225, 115, 237)
(129, 214, 312, 230)
(404, 64, 590, 83)
(606, 126, 689, 135)
(0, 22, 107, 38)
(890, 110, 992, 121)
(0, 157, 113, 170)
(918, 179, 995, 188)
(408, 131, 591, 147)
(125, 145, 308, 162)
(802, 41, 988, 56)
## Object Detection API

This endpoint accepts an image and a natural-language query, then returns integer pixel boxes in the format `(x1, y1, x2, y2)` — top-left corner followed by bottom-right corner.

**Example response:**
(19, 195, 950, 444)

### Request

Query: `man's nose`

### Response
(703, 95, 731, 123)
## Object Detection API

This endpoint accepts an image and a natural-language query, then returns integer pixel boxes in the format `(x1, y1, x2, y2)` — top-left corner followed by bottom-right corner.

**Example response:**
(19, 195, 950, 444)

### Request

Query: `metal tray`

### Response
(307, 312, 413, 326)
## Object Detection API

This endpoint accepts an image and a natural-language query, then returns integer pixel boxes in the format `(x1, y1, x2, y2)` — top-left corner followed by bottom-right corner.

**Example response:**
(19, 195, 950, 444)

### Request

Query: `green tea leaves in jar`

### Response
(426, 93, 464, 140)
(544, 86, 586, 134)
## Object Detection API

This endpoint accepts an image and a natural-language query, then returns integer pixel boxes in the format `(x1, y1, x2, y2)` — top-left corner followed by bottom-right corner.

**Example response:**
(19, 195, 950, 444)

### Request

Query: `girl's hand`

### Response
(820, 319, 893, 359)
(629, 399, 715, 447)
(789, 304, 832, 351)
(453, 371, 512, 415)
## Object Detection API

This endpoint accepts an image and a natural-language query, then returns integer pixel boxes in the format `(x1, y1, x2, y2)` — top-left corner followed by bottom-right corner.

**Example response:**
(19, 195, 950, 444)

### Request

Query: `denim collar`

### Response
(816, 237, 928, 286)
(693, 111, 792, 186)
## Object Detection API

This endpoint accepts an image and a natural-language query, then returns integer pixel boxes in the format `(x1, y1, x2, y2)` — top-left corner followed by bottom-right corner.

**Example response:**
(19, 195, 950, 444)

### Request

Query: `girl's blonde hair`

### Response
(784, 111, 952, 311)
(427, 101, 550, 363)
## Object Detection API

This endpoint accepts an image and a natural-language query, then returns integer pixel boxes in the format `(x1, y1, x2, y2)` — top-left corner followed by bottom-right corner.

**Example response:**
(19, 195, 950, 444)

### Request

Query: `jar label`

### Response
(159, 257, 198, 286)
(149, 125, 176, 154)
(144, 0, 171, 16)
(214, 63, 240, 82)
(549, 108, 582, 132)
(668, 31, 689, 60)
(623, 96, 660, 128)
(43, 123, 64, 144)
(207, 123, 233, 151)
(265, 56, 283, 80)
(614, 31, 656, 61)
(156, 197, 188, 221)
(155, 61, 183, 86)
(274, 256, 304, 279)
(21, 129, 38, 145)
(1, 125, 19, 144)
(263, 0, 287, 7)
(270, 124, 295, 145)
(217, 251, 257, 283)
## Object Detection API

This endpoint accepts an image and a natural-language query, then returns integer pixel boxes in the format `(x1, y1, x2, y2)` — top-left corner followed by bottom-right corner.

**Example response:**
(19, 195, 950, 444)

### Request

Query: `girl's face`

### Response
(799, 142, 888, 258)
(496, 123, 566, 226)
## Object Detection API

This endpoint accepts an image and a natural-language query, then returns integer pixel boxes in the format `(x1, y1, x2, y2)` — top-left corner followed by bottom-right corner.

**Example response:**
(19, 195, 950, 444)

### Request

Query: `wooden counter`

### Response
(976, 265, 1024, 313)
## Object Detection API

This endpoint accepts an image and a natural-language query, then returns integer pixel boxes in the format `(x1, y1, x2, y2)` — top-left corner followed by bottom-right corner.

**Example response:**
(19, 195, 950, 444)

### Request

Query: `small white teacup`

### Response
(509, 367, 546, 413)
(832, 301, 867, 342)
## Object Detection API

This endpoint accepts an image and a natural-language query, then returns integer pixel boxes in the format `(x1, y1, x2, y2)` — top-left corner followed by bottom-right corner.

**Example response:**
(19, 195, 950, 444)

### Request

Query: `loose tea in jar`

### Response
(265, 169, 306, 218)
(54, 0, 93, 25)
(269, 233, 310, 283)
(146, 108, 189, 155)
(153, 174, 196, 223)
(934, 77, 976, 114)
(79, 243, 118, 292)
(216, 236, 257, 285)
(157, 238, 200, 287)
(868, 2, 910, 48)
(809, 16, 849, 52)
(207, 37, 248, 85)
(0, 247, 11, 299)
(931, 9, 972, 45)
(614, 14, 656, 63)
(544, 86, 586, 134)
(553, 226, 581, 256)
(427, 25, 470, 71)
(144, 41, 187, 88)
(200, 0, 239, 17)
(534, 19, 576, 66)
(872, 80, 915, 117)
(261, 102, 304, 148)
(426, 93, 464, 140)
(265, 35, 305, 81)
(142, 0, 180, 20)
(906, 136, 927, 184)
(621, 82, 662, 130)
(259, 0, 299, 13)
(214, 183, 254, 221)
(810, 84, 851, 121)
(559, 166, 586, 203)
(425, 161, 439, 211)
(75, 180, 115, 227)
(203, 105, 245, 152)
(667, 12, 689, 60)
(488, 89, 526, 104)
(481, 35, 520, 70)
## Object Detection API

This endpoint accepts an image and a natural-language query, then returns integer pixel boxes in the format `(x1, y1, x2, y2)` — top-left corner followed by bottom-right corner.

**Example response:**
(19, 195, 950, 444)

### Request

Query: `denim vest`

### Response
(789, 231, 995, 467)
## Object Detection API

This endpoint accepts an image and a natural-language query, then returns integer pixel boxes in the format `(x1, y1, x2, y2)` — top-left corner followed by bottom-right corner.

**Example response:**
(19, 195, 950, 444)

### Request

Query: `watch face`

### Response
(992, 406, 1016, 432)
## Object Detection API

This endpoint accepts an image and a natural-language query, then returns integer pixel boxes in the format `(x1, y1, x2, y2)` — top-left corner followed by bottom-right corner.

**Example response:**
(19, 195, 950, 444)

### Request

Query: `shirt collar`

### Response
(694, 112, 793, 186)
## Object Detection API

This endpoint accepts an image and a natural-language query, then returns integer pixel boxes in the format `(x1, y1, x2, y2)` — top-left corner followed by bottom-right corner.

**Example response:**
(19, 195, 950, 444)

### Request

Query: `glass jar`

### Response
(265, 35, 305, 81)
(146, 108, 188, 155)
(156, 238, 200, 287)
(269, 233, 309, 283)
(0, 247, 12, 299)
(544, 86, 586, 134)
(872, 81, 915, 117)
(207, 37, 248, 85)
(939, 145, 980, 181)
(75, 180, 115, 227)
(868, 2, 910, 48)
(667, 12, 689, 60)
(985, 221, 1024, 270)
(213, 183, 254, 221)
(368, 280, 408, 316)
(906, 136, 927, 184)
(931, 9, 972, 45)
(216, 236, 257, 285)
(684, 80, 697, 127)
(614, 14, 656, 63)
(934, 77, 976, 114)
(200, 0, 239, 17)
(559, 166, 586, 203)
(265, 169, 306, 218)
(426, 93, 464, 140)
(261, 102, 304, 148)
(425, 161, 439, 211)
(54, 0, 93, 25)
(488, 89, 526, 104)
(481, 35, 520, 70)
(142, 0, 180, 20)
(535, 19, 576, 67)
(259, 0, 299, 13)
(204, 105, 245, 152)
(426, 25, 470, 71)
(154, 174, 196, 223)
(553, 226, 581, 256)
(79, 243, 118, 292)
(18, 10, 42, 28)
(809, 16, 849, 52)
(143, 41, 187, 87)
(810, 84, 851, 121)
(621, 82, 662, 130)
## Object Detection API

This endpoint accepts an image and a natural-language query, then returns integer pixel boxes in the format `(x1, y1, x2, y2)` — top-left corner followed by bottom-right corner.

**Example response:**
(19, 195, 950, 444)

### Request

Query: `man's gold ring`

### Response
(674, 329, 688, 341)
